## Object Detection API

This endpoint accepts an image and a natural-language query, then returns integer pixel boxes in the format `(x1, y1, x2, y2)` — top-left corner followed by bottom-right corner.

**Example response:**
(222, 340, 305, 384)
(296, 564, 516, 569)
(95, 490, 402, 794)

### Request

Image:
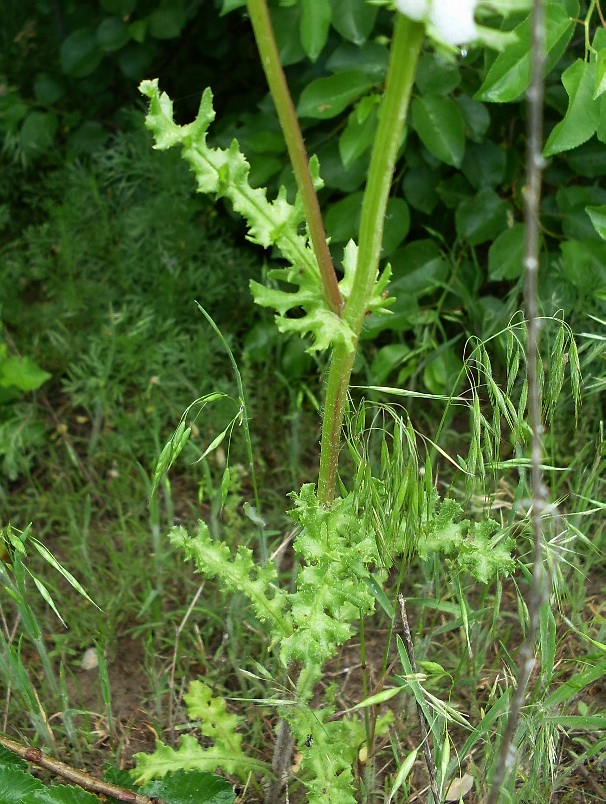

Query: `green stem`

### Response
(318, 16, 424, 505)
(246, 0, 342, 315)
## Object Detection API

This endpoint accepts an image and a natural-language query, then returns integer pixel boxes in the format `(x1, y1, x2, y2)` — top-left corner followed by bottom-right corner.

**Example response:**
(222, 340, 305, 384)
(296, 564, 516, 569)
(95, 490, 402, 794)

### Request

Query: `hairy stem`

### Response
(246, 0, 342, 315)
(488, 1, 549, 800)
(318, 16, 424, 504)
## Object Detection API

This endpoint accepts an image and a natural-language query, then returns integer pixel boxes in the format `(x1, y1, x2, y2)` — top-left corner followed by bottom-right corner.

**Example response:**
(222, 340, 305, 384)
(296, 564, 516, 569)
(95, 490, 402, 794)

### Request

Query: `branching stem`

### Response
(318, 16, 424, 504)
(246, 0, 342, 315)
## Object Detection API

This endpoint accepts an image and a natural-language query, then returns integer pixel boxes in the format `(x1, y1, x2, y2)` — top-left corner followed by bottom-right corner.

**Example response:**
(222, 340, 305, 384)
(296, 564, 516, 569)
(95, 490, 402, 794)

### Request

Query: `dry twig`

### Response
(0, 735, 167, 804)
(487, 1, 551, 800)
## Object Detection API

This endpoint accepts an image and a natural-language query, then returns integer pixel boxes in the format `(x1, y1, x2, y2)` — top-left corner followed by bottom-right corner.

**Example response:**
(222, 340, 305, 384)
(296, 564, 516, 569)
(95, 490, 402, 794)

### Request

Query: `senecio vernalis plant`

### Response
(136, 1, 533, 801)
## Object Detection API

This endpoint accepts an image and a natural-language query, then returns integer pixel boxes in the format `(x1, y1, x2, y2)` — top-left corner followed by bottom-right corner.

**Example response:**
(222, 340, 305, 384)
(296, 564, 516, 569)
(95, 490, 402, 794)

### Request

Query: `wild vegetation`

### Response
(0, 1, 604, 803)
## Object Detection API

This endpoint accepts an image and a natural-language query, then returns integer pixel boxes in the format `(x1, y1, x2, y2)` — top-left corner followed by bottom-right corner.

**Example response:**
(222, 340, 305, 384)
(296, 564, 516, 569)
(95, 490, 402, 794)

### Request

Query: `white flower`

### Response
(395, 0, 429, 22)
(429, 1, 479, 47)
(395, 0, 480, 47)
(395, 0, 530, 51)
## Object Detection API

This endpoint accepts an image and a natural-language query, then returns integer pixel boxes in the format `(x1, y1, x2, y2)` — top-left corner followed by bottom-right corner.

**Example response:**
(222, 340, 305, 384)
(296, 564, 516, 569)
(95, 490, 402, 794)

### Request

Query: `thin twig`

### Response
(398, 595, 440, 803)
(487, 1, 550, 800)
(264, 717, 294, 804)
(0, 735, 167, 804)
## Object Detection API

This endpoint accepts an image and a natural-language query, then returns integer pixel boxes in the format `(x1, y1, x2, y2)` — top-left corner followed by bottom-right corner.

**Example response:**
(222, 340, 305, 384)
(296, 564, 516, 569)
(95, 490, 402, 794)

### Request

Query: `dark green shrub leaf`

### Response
(300, 0, 331, 62)
(118, 43, 156, 80)
(24, 784, 100, 803)
(128, 20, 147, 43)
(19, 112, 58, 159)
(560, 239, 606, 293)
(325, 192, 363, 243)
(544, 59, 599, 156)
(455, 188, 511, 245)
(33, 74, 65, 105)
(97, 17, 131, 52)
(370, 344, 411, 385)
(67, 121, 109, 155)
(0, 92, 29, 132)
(60, 29, 103, 77)
(298, 71, 375, 119)
(0, 767, 44, 802)
(596, 47, 606, 99)
(567, 140, 606, 176)
(329, 0, 377, 44)
(461, 142, 506, 189)
(475, 3, 577, 103)
(315, 140, 367, 191)
(327, 41, 388, 78)
(556, 185, 606, 240)
(488, 224, 525, 280)
(273, 4, 305, 66)
(586, 205, 606, 239)
(436, 174, 472, 208)
(402, 165, 439, 214)
(141, 769, 235, 803)
(423, 347, 463, 396)
(100, 0, 136, 13)
(455, 95, 491, 142)
(148, 3, 187, 39)
(415, 53, 461, 96)
(411, 94, 465, 167)
(597, 93, 606, 143)
(382, 197, 410, 257)
(591, 27, 606, 97)
(389, 240, 449, 297)
(339, 101, 377, 168)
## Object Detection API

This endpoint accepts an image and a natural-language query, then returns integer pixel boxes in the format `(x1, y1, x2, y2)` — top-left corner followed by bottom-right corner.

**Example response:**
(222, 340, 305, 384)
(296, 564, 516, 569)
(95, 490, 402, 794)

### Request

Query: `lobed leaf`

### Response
(139, 80, 354, 352)
(169, 523, 292, 636)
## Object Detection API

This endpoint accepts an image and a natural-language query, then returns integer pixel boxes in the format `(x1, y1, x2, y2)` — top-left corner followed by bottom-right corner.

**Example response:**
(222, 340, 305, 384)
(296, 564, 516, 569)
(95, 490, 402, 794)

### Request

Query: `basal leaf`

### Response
(133, 735, 261, 784)
(544, 59, 599, 157)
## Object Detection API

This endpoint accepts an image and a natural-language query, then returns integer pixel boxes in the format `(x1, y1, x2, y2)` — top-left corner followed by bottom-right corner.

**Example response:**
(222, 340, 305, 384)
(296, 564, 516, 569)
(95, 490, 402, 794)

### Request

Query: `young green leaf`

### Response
(140, 80, 355, 353)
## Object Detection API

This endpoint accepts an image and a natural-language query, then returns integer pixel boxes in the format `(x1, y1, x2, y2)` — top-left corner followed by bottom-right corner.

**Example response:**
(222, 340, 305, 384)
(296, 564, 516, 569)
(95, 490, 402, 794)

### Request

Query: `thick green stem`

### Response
(246, 0, 342, 314)
(318, 16, 424, 505)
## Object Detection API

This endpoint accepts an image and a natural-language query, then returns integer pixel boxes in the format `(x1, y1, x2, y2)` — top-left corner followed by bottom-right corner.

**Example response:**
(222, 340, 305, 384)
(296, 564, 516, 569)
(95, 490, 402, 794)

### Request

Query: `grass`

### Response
(0, 124, 605, 802)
